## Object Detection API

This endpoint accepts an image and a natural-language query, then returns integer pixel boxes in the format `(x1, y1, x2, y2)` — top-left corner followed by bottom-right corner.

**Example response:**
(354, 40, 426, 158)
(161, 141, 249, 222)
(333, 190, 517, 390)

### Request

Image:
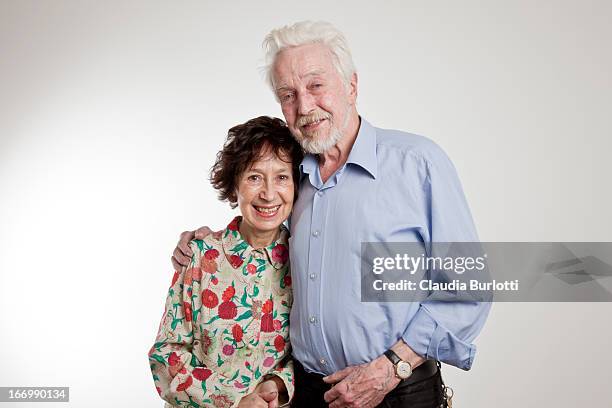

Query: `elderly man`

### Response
(172, 21, 490, 408)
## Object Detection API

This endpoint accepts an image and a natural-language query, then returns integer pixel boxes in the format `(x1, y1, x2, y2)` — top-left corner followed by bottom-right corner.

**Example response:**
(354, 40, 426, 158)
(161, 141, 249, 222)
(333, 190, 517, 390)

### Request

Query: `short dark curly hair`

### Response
(210, 116, 304, 209)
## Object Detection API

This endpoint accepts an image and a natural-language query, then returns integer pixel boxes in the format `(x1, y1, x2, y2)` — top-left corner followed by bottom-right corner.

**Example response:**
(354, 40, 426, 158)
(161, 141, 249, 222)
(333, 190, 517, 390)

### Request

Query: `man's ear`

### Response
(348, 72, 358, 104)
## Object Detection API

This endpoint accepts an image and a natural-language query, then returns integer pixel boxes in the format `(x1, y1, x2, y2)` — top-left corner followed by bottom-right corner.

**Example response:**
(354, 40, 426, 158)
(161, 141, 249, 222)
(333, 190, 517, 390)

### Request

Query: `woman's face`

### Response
(235, 148, 294, 237)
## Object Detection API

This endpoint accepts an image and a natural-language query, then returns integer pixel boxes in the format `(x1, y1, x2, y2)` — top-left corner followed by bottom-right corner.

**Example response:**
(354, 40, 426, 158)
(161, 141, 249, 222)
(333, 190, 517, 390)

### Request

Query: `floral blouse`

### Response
(148, 216, 294, 408)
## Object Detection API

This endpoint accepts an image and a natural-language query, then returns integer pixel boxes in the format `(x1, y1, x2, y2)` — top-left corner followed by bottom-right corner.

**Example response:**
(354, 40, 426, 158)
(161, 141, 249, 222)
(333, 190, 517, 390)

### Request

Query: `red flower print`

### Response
(191, 267, 203, 282)
(201, 329, 213, 354)
(176, 375, 193, 392)
(222, 344, 235, 356)
(262, 299, 273, 314)
(218, 301, 237, 319)
(227, 218, 239, 231)
(274, 335, 285, 352)
(211, 276, 218, 285)
(251, 300, 262, 319)
(171, 271, 180, 287)
(192, 367, 212, 381)
(260, 313, 274, 332)
(229, 254, 243, 268)
(222, 286, 236, 302)
(283, 275, 292, 287)
(263, 356, 274, 367)
(201, 258, 218, 274)
(168, 352, 180, 366)
(246, 263, 257, 274)
(169, 361, 185, 377)
(201, 289, 219, 309)
(156, 386, 162, 396)
(272, 243, 289, 264)
(210, 393, 233, 408)
(273, 319, 281, 331)
(232, 324, 243, 343)
(234, 381, 246, 389)
(184, 269, 193, 287)
(204, 248, 220, 260)
(183, 302, 193, 322)
(244, 361, 250, 368)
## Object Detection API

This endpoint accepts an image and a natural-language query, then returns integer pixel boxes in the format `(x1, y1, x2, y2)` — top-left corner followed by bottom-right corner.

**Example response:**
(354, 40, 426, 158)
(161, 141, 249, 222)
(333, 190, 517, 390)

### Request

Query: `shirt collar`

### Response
(299, 153, 318, 177)
(346, 118, 378, 179)
(298, 118, 378, 179)
(221, 216, 289, 270)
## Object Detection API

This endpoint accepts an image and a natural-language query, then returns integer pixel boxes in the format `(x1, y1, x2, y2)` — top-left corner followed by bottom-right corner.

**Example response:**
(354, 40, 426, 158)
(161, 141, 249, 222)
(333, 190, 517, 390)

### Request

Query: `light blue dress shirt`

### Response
(288, 118, 491, 375)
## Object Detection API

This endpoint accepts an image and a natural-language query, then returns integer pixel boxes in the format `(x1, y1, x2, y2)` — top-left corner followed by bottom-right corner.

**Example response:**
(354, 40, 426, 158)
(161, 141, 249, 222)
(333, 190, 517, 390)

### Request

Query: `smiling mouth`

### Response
(253, 205, 281, 217)
(301, 118, 326, 131)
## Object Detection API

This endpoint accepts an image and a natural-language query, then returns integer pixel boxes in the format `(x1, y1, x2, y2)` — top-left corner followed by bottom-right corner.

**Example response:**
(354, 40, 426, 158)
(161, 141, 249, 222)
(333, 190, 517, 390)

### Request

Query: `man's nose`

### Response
(296, 92, 316, 116)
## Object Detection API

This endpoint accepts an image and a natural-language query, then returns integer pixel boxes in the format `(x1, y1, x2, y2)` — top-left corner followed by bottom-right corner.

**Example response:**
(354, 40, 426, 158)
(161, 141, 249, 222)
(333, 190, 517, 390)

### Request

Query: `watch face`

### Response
(396, 361, 412, 379)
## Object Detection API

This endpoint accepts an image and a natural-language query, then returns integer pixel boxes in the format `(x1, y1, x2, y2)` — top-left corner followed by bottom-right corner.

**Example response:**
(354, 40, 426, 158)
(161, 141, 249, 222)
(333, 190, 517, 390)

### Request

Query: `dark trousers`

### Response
(292, 360, 446, 408)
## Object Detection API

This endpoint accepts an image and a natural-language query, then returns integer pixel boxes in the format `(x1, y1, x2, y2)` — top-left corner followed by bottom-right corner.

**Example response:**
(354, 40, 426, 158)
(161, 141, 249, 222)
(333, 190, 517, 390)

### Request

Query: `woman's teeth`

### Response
(254, 205, 280, 214)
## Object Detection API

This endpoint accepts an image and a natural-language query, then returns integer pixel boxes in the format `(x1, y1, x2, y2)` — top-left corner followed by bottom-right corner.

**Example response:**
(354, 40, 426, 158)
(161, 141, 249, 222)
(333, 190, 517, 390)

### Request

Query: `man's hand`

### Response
(170, 227, 213, 271)
(322, 355, 399, 408)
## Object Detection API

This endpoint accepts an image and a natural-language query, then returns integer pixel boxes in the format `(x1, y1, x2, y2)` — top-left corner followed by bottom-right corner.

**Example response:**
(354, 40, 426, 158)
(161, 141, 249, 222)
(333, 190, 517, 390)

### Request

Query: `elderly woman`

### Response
(148, 116, 303, 408)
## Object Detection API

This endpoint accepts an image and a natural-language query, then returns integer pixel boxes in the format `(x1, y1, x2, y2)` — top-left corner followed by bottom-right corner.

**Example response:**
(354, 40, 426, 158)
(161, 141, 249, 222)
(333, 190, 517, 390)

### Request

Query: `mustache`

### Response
(296, 111, 331, 128)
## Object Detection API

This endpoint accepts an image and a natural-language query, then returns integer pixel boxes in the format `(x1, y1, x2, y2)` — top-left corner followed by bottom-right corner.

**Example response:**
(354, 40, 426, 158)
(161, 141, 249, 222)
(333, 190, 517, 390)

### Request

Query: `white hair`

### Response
(262, 21, 356, 92)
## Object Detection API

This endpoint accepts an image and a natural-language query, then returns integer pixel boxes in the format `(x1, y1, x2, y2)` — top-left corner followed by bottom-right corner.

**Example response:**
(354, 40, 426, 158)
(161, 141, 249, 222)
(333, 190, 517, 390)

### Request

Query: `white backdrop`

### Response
(1, 1, 611, 407)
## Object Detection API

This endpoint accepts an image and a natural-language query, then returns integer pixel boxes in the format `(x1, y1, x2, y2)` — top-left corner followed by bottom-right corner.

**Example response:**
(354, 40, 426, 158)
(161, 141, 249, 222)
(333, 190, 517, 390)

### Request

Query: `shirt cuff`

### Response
(401, 305, 476, 370)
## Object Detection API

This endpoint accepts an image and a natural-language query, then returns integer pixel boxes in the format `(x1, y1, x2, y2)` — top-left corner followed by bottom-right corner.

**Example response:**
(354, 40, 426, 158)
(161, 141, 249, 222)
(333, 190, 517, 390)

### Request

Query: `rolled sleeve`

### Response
(402, 304, 479, 370)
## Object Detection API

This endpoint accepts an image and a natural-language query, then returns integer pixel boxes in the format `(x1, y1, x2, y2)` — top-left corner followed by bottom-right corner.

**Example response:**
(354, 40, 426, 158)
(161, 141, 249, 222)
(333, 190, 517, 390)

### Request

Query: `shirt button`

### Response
(309, 273, 317, 280)
(320, 358, 327, 365)
(312, 230, 320, 237)
(309, 316, 317, 324)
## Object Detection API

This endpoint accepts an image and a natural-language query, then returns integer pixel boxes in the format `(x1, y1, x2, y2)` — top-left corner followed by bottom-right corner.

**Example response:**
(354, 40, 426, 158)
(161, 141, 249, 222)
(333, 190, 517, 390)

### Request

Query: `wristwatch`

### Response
(383, 349, 412, 380)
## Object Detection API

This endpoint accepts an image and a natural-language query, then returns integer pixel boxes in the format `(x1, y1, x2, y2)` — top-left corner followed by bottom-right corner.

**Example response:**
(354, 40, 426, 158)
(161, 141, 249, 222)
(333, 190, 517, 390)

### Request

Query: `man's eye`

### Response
(280, 94, 294, 102)
(278, 175, 289, 181)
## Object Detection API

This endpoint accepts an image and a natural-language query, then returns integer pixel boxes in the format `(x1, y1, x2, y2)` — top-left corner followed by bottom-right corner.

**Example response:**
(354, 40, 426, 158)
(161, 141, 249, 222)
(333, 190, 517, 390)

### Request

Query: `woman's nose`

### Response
(259, 183, 276, 201)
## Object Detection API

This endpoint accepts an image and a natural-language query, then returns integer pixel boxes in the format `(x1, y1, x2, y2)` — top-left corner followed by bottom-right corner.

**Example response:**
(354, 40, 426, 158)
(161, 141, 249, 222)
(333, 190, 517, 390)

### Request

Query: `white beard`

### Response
(299, 126, 344, 154)
(296, 104, 351, 154)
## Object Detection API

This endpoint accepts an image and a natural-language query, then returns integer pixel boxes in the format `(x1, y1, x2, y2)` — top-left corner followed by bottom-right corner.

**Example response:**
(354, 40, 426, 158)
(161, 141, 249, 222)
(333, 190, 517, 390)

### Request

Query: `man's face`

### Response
(272, 43, 357, 154)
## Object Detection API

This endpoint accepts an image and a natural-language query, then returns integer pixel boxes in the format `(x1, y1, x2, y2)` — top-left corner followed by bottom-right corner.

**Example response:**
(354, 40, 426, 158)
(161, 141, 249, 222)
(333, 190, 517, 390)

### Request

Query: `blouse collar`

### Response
(220, 216, 289, 270)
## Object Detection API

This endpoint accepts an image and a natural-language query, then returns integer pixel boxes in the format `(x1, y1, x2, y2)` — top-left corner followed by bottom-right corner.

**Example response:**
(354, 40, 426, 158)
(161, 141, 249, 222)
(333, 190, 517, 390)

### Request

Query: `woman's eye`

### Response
(248, 175, 261, 182)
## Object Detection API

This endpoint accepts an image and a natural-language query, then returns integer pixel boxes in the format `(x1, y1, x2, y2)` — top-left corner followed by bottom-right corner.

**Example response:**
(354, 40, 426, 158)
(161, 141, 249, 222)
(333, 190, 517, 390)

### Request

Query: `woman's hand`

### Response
(237, 378, 283, 408)
(237, 385, 275, 408)
(256, 379, 281, 407)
